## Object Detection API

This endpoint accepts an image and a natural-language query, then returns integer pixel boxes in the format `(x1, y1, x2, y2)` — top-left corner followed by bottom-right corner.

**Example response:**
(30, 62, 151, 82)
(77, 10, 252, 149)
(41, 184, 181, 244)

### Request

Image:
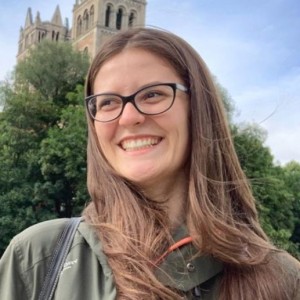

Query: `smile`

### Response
(120, 137, 162, 151)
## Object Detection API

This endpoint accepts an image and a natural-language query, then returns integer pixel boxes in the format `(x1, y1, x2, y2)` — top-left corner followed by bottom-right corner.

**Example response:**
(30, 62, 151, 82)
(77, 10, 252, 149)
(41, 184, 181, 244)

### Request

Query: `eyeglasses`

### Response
(85, 83, 188, 122)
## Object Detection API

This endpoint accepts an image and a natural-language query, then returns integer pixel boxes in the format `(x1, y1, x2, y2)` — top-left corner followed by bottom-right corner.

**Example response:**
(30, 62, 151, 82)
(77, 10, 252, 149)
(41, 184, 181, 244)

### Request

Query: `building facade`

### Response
(17, 0, 147, 61)
(17, 6, 70, 61)
(72, 0, 147, 58)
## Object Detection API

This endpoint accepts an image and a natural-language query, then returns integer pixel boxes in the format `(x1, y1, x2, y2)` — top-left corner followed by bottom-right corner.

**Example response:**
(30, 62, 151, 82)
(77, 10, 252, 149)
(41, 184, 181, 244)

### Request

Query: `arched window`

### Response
(52, 31, 55, 40)
(77, 16, 82, 36)
(83, 9, 89, 31)
(105, 5, 111, 27)
(128, 11, 136, 27)
(90, 5, 94, 27)
(56, 32, 59, 41)
(116, 8, 123, 30)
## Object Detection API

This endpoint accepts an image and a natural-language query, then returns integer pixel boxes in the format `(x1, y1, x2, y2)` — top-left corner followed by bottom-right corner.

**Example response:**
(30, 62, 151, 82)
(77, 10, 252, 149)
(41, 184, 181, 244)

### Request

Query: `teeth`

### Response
(121, 137, 160, 151)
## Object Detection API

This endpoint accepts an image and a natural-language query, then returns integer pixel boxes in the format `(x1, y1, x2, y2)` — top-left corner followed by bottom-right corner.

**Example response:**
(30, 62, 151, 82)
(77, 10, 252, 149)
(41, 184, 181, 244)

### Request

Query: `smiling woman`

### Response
(0, 27, 299, 300)
(90, 48, 190, 191)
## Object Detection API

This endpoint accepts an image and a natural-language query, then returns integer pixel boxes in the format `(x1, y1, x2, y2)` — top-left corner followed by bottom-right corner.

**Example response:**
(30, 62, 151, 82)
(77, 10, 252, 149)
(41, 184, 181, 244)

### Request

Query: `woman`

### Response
(0, 28, 299, 300)
(82, 26, 300, 300)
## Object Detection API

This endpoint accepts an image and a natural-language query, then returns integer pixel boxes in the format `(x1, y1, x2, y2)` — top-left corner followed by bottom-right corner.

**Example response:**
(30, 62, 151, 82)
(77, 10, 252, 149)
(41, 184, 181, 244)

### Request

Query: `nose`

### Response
(118, 102, 145, 126)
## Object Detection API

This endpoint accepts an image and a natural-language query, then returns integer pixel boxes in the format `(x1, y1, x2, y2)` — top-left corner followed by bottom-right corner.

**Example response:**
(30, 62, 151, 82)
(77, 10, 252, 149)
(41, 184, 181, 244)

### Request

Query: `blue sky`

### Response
(0, 0, 299, 164)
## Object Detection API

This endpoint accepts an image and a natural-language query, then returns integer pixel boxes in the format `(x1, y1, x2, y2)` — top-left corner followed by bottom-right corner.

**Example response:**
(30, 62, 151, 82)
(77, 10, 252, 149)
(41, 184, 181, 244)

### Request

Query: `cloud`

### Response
(235, 70, 300, 121)
(266, 124, 300, 165)
(234, 70, 300, 164)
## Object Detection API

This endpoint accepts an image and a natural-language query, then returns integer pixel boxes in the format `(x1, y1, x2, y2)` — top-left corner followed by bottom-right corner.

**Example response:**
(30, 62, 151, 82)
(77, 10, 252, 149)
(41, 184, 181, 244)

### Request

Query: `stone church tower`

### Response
(72, 0, 147, 58)
(17, 0, 146, 61)
(17, 6, 70, 61)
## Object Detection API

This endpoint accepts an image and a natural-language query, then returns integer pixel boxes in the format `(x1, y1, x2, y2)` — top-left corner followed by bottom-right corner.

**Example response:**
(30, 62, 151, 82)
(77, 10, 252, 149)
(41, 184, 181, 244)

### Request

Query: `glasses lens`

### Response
(135, 85, 175, 114)
(87, 84, 177, 122)
(88, 95, 123, 122)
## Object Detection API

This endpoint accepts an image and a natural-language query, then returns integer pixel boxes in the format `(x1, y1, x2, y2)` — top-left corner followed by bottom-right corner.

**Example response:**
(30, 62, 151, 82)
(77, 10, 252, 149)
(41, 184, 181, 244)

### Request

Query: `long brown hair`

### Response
(83, 28, 291, 299)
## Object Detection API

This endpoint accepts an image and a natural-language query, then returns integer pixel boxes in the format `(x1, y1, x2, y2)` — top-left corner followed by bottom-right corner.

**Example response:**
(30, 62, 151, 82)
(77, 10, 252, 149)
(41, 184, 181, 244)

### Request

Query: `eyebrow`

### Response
(93, 81, 173, 96)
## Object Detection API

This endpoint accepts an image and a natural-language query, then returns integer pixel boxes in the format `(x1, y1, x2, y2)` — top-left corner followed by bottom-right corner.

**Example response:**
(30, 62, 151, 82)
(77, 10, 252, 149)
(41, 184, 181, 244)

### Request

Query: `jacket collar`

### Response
(80, 221, 223, 292)
(78, 222, 113, 277)
(154, 226, 223, 292)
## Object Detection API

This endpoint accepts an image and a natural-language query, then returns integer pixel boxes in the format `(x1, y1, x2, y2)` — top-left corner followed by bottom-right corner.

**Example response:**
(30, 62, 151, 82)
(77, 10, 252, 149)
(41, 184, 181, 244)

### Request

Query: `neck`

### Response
(140, 171, 188, 228)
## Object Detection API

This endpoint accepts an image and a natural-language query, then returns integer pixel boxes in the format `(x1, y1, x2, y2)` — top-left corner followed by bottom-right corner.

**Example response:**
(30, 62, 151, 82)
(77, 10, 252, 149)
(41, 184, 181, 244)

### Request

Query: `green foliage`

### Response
(37, 85, 88, 217)
(232, 123, 299, 259)
(0, 41, 89, 256)
(0, 77, 14, 108)
(282, 161, 300, 254)
(222, 83, 299, 258)
(15, 40, 89, 105)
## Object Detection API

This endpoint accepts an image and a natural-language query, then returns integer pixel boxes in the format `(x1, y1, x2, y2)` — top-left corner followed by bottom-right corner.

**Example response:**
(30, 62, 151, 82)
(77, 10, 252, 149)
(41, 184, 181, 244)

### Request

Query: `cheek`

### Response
(95, 123, 115, 151)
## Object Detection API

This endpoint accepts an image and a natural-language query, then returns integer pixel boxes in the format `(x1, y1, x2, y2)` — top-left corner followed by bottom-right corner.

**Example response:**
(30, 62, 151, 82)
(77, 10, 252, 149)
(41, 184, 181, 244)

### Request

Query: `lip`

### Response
(118, 135, 163, 152)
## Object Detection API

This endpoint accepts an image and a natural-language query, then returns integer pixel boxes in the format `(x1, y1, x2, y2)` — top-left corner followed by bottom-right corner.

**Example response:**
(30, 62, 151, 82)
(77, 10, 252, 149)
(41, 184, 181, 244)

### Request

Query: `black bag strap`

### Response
(38, 217, 82, 300)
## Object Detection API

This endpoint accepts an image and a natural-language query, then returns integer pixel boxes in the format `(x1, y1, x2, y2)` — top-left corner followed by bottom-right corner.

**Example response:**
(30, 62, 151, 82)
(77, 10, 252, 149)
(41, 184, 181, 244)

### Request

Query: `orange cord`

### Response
(154, 236, 193, 266)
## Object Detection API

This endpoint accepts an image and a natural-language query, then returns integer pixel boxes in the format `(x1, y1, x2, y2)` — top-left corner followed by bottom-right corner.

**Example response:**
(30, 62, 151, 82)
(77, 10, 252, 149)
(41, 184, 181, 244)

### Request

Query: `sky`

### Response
(0, 0, 299, 165)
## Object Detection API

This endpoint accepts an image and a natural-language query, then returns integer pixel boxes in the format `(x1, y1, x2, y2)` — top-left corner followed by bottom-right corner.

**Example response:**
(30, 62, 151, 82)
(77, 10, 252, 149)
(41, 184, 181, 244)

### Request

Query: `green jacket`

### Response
(0, 218, 299, 299)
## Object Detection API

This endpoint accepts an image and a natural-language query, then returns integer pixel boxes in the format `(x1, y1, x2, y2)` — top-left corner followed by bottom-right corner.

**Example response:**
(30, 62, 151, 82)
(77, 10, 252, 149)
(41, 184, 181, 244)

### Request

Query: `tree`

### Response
(0, 41, 89, 256)
(232, 124, 297, 256)
(15, 40, 89, 106)
(214, 81, 299, 256)
(282, 161, 300, 253)
(37, 85, 88, 218)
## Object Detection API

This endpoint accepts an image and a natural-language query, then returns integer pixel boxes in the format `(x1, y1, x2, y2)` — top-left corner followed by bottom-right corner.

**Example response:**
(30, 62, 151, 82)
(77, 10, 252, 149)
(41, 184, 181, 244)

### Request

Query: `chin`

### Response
(119, 164, 157, 180)
(121, 171, 158, 188)
(125, 174, 153, 185)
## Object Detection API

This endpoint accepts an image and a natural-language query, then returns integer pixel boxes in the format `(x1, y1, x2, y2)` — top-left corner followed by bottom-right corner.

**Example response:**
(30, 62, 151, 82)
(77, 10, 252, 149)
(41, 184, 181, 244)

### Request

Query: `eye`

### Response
(139, 88, 167, 103)
(144, 91, 162, 99)
(97, 96, 121, 111)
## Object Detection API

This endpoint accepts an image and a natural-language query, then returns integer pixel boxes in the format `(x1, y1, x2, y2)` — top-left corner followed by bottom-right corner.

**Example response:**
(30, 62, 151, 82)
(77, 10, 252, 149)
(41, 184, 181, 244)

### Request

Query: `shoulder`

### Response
(272, 251, 300, 277)
(13, 218, 70, 243)
(0, 219, 73, 300)
(270, 250, 300, 299)
(11, 218, 70, 266)
(272, 250, 300, 276)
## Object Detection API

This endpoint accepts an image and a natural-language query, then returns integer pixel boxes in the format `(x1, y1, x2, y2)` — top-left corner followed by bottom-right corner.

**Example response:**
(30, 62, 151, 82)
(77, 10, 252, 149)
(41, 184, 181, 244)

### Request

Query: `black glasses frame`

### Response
(85, 83, 188, 122)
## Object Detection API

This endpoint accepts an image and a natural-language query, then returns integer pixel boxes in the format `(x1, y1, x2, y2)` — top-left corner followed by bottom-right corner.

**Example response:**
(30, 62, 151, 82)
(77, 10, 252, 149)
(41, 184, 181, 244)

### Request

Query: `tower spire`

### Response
(51, 5, 63, 26)
(35, 11, 41, 25)
(24, 7, 33, 28)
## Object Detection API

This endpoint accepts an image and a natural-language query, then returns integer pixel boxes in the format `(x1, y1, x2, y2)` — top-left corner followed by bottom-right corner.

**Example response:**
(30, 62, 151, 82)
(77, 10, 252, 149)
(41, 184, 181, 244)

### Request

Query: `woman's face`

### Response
(93, 48, 190, 190)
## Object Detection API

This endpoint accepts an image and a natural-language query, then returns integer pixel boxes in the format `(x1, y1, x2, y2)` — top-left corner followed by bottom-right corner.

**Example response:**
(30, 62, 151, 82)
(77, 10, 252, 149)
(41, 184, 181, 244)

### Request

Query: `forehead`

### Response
(93, 48, 181, 94)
